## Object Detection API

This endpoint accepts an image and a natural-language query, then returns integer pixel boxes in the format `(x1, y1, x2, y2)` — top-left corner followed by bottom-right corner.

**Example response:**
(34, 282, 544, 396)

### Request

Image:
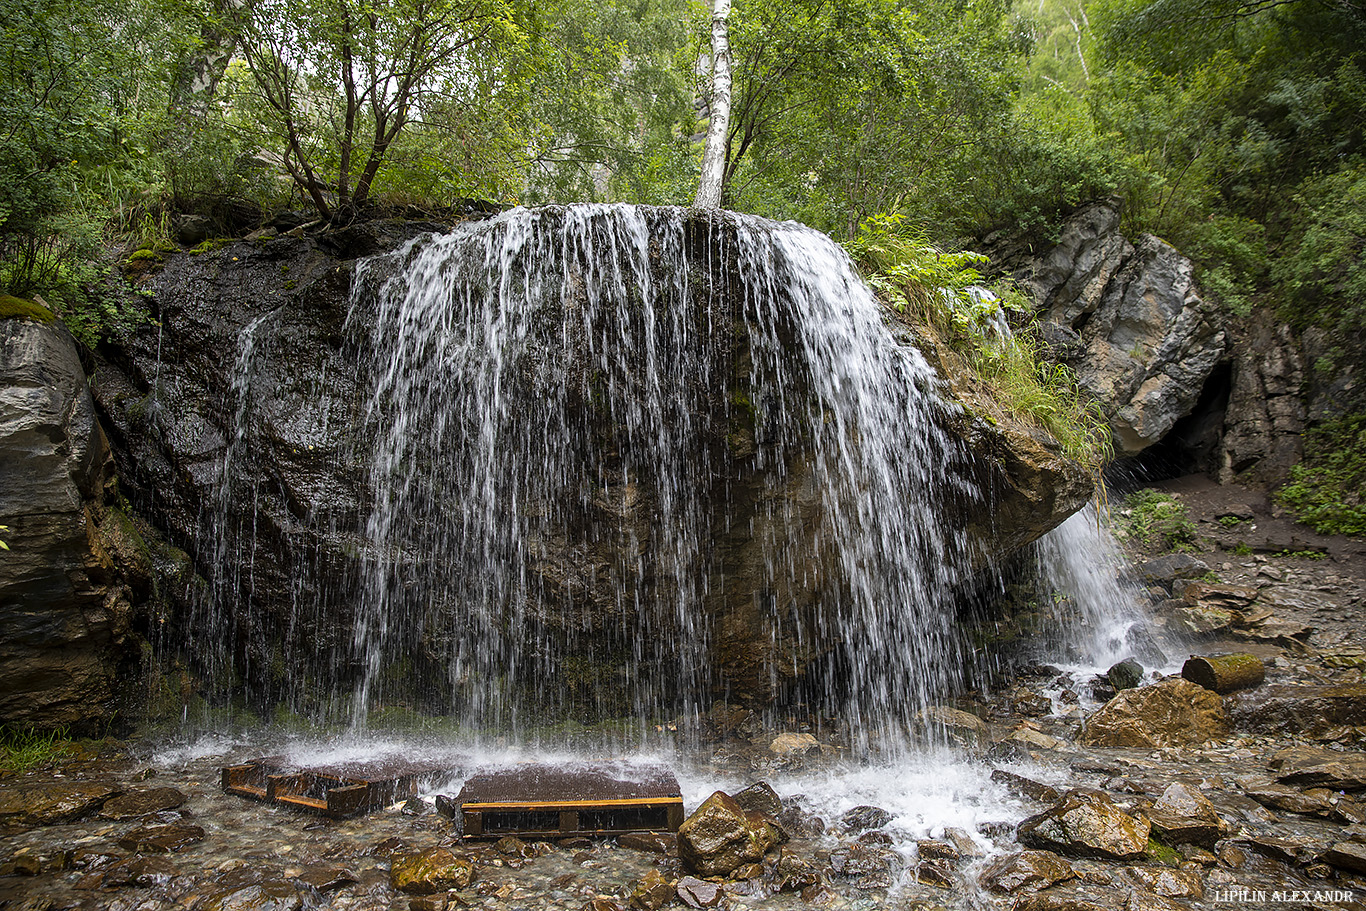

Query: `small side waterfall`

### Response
(337, 204, 982, 742)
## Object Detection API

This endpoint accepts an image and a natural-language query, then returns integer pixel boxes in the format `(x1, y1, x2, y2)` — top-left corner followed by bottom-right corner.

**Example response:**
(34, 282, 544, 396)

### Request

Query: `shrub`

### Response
(1117, 488, 1197, 551)
(1277, 414, 1366, 537)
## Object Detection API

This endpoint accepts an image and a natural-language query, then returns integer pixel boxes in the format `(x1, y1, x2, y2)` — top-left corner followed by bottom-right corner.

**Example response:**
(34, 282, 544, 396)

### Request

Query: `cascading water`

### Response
(339, 204, 983, 744)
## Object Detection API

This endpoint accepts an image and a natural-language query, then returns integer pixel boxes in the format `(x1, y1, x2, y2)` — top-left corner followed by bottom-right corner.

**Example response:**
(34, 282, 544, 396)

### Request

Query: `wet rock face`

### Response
(390, 846, 476, 894)
(995, 202, 1229, 456)
(0, 318, 138, 731)
(90, 213, 1093, 718)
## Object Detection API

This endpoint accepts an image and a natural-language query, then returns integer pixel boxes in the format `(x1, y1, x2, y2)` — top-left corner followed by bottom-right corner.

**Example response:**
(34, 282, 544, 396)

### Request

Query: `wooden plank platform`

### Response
(221, 757, 453, 818)
(455, 763, 684, 837)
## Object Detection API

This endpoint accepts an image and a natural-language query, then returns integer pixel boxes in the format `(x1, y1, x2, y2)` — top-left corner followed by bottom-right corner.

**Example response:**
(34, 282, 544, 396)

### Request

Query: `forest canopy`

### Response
(0, 0, 1362, 360)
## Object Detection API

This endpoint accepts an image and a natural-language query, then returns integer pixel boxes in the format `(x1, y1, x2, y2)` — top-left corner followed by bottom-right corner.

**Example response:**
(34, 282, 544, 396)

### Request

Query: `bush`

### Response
(846, 213, 1113, 469)
(1277, 414, 1366, 537)
(1116, 488, 1197, 551)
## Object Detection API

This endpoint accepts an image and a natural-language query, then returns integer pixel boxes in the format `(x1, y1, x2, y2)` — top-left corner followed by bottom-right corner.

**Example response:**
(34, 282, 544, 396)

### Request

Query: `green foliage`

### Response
(1277, 414, 1366, 537)
(847, 213, 1113, 468)
(1118, 489, 1197, 551)
(0, 724, 72, 771)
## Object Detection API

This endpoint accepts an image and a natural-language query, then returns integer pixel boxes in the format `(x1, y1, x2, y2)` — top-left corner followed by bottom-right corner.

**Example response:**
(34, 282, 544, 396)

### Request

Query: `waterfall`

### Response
(339, 204, 982, 743)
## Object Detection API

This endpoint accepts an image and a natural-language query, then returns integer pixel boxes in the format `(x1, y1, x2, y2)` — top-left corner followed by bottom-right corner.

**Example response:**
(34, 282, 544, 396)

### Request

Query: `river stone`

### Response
(1244, 784, 1334, 816)
(1017, 790, 1151, 860)
(1125, 866, 1204, 898)
(978, 850, 1077, 893)
(0, 781, 120, 827)
(1228, 684, 1366, 737)
(768, 733, 819, 758)
(829, 842, 899, 877)
(732, 781, 782, 817)
(1107, 658, 1144, 691)
(117, 822, 205, 853)
(1319, 842, 1366, 874)
(675, 875, 722, 909)
(775, 853, 821, 891)
(618, 832, 675, 855)
(294, 864, 359, 891)
(991, 770, 1062, 804)
(628, 869, 674, 910)
(99, 787, 187, 819)
(919, 705, 989, 747)
(1271, 745, 1366, 790)
(1012, 893, 1112, 911)
(194, 879, 314, 911)
(1138, 554, 1209, 590)
(840, 805, 894, 833)
(390, 846, 475, 894)
(1079, 677, 1228, 748)
(677, 791, 779, 878)
(1146, 782, 1222, 848)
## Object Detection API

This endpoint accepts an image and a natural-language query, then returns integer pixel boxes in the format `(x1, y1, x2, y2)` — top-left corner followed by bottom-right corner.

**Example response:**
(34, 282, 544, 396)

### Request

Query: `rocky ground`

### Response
(2, 477, 1365, 911)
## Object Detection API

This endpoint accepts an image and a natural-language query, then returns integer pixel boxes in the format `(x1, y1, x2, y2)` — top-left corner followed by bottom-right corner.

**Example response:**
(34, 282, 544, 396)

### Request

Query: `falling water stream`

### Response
(163, 205, 1171, 896)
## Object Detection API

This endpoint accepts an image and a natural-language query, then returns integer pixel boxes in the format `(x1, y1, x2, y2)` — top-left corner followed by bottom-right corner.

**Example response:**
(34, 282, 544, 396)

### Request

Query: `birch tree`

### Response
(694, 0, 732, 208)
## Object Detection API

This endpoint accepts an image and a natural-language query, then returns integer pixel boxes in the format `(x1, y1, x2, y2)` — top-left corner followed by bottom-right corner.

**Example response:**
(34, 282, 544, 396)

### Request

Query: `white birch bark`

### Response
(694, 0, 732, 209)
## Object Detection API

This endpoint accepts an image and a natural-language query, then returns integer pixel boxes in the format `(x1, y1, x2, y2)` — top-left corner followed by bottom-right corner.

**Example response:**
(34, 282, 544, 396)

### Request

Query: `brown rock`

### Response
(914, 858, 957, 887)
(1125, 866, 1204, 899)
(1079, 678, 1228, 748)
(1228, 684, 1366, 737)
(1012, 893, 1111, 911)
(677, 791, 779, 878)
(617, 832, 676, 855)
(1319, 842, 1366, 874)
(919, 705, 989, 747)
(0, 781, 119, 826)
(194, 879, 314, 911)
(775, 853, 821, 891)
(1146, 782, 1222, 848)
(768, 733, 819, 758)
(732, 781, 782, 817)
(676, 875, 723, 908)
(829, 841, 899, 878)
(99, 787, 186, 819)
(629, 869, 674, 910)
(116, 823, 204, 853)
(1244, 784, 1334, 816)
(1270, 745, 1366, 791)
(294, 864, 358, 892)
(991, 769, 1062, 804)
(1017, 790, 1151, 860)
(979, 850, 1077, 893)
(390, 847, 475, 894)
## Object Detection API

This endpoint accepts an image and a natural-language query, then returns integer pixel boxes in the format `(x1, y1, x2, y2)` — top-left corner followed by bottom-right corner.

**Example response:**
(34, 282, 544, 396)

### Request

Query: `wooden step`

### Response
(455, 763, 684, 837)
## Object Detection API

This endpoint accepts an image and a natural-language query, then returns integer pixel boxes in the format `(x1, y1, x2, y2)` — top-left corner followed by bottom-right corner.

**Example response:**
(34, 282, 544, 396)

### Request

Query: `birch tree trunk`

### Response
(694, 0, 732, 209)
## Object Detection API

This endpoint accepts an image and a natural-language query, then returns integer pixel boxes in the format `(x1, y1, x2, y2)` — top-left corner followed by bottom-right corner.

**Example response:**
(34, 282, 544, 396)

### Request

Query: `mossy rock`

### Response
(0, 294, 57, 323)
(188, 238, 233, 255)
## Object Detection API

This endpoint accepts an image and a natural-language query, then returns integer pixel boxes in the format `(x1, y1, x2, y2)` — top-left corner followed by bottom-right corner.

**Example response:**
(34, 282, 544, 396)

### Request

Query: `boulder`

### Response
(840, 805, 894, 833)
(1146, 782, 1222, 848)
(0, 317, 137, 731)
(978, 850, 1077, 893)
(918, 705, 989, 747)
(732, 781, 783, 817)
(0, 780, 119, 826)
(1079, 677, 1229, 748)
(116, 823, 205, 853)
(1228, 685, 1366, 738)
(1319, 843, 1366, 874)
(676, 875, 723, 908)
(1017, 790, 1152, 860)
(99, 787, 187, 819)
(88, 211, 1096, 718)
(390, 846, 475, 894)
(1270, 745, 1366, 791)
(1107, 658, 1144, 691)
(677, 791, 779, 878)
(628, 869, 674, 910)
(768, 733, 819, 758)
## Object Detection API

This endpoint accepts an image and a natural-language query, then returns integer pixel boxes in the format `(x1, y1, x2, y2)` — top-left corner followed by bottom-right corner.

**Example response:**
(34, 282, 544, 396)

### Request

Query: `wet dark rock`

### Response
(675, 875, 723, 908)
(294, 864, 357, 892)
(1237, 835, 1310, 865)
(1124, 866, 1204, 898)
(990, 770, 1062, 804)
(1145, 782, 1222, 848)
(1017, 789, 1151, 860)
(493, 835, 537, 858)
(401, 797, 427, 816)
(617, 832, 676, 857)
(677, 790, 779, 878)
(775, 805, 823, 837)
(1270, 745, 1366, 790)
(916, 839, 961, 862)
(193, 878, 317, 911)
(1011, 892, 1111, 911)
(0, 781, 119, 826)
(1107, 658, 1144, 691)
(768, 733, 820, 759)
(1228, 684, 1366, 738)
(829, 842, 899, 877)
(978, 850, 1077, 893)
(1243, 783, 1335, 816)
(1079, 677, 1228, 748)
(775, 853, 821, 891)
(433, 795, 460, 819)
(839, 805, 893, 833)
(93, 855, 179, 888)
(628, 869, 674, 910)
(1123, 889, 1191, 911)
(0, 318, 135, 731)
(913, 857, 958, 887)
(1319, 842, 1366, 874)
(583, 899, 628, 911)
(732, 781, 782, 817)
(390, 846, 475, 894)
(918, 705, 988, 748)
(99, 787, 187, 819)
(116, 822, 205, 853)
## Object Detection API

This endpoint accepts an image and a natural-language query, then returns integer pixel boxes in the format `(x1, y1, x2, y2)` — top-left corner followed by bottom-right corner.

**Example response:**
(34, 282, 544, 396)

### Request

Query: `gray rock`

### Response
(840, 805, 894, 833)
(1017, 789, 1151, 860)
(1138, 554, 1210, 589)
(978, 850, 1077, 893)
(0, 319, 136, 732)
(1107, 658, 1144, 691)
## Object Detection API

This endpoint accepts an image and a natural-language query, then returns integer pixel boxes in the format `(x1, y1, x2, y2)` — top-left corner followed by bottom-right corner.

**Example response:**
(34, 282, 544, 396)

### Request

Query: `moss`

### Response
(188, 238, 233, 255)
(0, 294, 57, 323)
(126, 248, 161, 263)
(1144, 837, 1182, 867)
